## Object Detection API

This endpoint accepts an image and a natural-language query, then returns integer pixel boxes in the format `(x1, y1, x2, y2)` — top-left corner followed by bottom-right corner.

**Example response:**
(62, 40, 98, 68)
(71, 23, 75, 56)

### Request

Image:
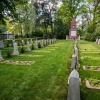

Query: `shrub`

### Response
(31, 44, 34, 50)
(20, 46, 25, 54)
(38, 42, 41, 48)
(6, 49, 12, 58)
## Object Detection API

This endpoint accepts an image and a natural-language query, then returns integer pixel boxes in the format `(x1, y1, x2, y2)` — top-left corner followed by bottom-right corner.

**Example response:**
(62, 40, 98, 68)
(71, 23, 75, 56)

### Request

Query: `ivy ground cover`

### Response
(78, 40, 100, 100)
(0, 40, 74, 100)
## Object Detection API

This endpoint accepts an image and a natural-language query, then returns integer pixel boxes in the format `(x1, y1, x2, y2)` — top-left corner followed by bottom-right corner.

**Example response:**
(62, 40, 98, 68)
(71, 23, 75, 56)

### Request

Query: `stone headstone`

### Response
(67, 69, 80, 100)
(49, 39, 51, 44)
(12, 43, 19, 55)
(74, 47, 78, 57)
(12, 40, 15, 47)
(0, 50, 3, 61)
(30, 39, 33, 44)
(71, 54, 77, 69)
(96, 38, 98, 43)
(54, 38, 56, 43)
(98, 39, 100, 44)
(0, 41, 4, 48)
(46, 39, 48, 45)
(34, 39, 38, 49)
(51, 39, 53, 44)
(26, 41, 31, 51)
(41, 40, 44, 47)
(44, 40, 46, 46)
(21, 40, 25, 45)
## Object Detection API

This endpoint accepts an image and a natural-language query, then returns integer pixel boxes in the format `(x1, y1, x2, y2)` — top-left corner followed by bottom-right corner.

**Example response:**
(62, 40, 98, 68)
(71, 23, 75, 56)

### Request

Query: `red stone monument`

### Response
(66, 18, 80, 40)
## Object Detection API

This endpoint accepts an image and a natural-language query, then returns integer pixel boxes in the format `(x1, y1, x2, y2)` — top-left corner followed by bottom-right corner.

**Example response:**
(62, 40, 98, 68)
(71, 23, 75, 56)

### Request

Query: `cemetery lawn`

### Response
(78, 40, 100, 100)
(0, 40, 74, 100)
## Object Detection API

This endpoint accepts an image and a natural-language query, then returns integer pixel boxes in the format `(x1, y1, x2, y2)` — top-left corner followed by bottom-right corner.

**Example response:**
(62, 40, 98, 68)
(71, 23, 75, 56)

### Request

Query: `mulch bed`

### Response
(86, 79, 100, 90)
(0, 60, 35, 65)
(83, 66, 100, 71)
(19, 54, 44, 57)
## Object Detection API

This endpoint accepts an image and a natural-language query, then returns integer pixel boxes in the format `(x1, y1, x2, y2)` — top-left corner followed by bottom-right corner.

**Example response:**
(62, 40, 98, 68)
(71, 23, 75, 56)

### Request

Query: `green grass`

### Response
(78, 40, 100, 100)
(0, 40, 74, 100)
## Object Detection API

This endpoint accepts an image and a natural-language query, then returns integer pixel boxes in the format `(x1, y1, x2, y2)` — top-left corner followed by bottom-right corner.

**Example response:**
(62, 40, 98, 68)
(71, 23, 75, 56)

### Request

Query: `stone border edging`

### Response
(86, 79, 100, 90)
(83, 66, 100, 71)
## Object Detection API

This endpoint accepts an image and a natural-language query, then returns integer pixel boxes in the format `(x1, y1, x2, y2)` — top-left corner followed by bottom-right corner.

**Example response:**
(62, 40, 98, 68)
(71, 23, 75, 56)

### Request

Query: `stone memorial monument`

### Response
(0, 41, 4, 48)
(12, 43, 19, 55)
(66, 18, 80, 40)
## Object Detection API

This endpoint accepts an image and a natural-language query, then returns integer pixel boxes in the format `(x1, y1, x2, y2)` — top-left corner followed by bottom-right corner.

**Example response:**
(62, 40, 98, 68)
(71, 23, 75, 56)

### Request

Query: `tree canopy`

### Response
(0, 0, 100, 40)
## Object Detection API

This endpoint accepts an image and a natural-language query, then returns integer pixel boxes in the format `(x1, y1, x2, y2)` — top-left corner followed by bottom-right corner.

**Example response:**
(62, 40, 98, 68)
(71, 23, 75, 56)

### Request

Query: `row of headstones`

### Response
(0, 38, 56, 49)
(0, 38, 56, 61)
(96, 38, 100, 44)
(67, 40, 80, 100)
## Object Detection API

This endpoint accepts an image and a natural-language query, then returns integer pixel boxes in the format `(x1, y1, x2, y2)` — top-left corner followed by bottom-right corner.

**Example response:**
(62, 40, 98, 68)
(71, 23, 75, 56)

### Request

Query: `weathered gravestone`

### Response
(0, 41, 4, 48)
(41, 40, 44, 47)
(0, 50, 3, 61)
(12, 43, 19, 55)
(96, 38, 98, 43)
(21, 40, 25, 45)
(98, 39, 100, 44)
(49, 39, 51, 44)
(44, 40, 46, 46)
(71, 54, 77, 69)
(67, 69, 80, 100)
(26, 41, 31, 51)
(46, 39, 48, 45)
(12, 40, 16, 47)
(34, 39, 38, 49)
(74, 46, 78, 58)
(30, 39, 33, 44)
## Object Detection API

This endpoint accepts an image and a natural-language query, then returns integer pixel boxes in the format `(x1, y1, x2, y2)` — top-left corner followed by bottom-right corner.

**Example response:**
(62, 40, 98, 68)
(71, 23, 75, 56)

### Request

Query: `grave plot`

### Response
(78, 40, 100, 100)
(86, 79, 100, 90)
(0, 40, 74, 100)
(81, 56, 100, 60)
(33, 50, 51, 53)
(19, 54, 44, 57)
(0, 60, 35, 65)
(83, 66, 100, 71)
(45, 48, 56, 50)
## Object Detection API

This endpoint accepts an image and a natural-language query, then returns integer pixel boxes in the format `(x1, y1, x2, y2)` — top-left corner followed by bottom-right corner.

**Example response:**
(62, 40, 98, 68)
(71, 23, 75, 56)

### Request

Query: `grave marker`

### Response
(71, 54, 77, 69)
(34, 39, 38, 49)
(41, 39, 44, 47)
(12, 43, 19, 55)
(26, 41, 31, 51)
(98, 39, 100, 44)
(21, 40, 25, 45)
(0, 50, 3, 61)
(67, 69, 80, 100)
(0, 41, 4, 48)
(30, 39, 33, 44)
(12, 40, 15, 47)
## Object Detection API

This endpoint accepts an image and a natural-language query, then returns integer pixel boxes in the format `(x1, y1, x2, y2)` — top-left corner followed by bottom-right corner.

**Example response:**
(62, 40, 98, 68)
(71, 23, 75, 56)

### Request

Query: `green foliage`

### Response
(6, 49, 12, 58)
(0, 40, 74, 99)
(31, 44, 34, 50)
(38, 42, 41, 48)
(85, 25, 100, 41)
(20, 46, 25, 54)
(78, 40, 100, 100)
